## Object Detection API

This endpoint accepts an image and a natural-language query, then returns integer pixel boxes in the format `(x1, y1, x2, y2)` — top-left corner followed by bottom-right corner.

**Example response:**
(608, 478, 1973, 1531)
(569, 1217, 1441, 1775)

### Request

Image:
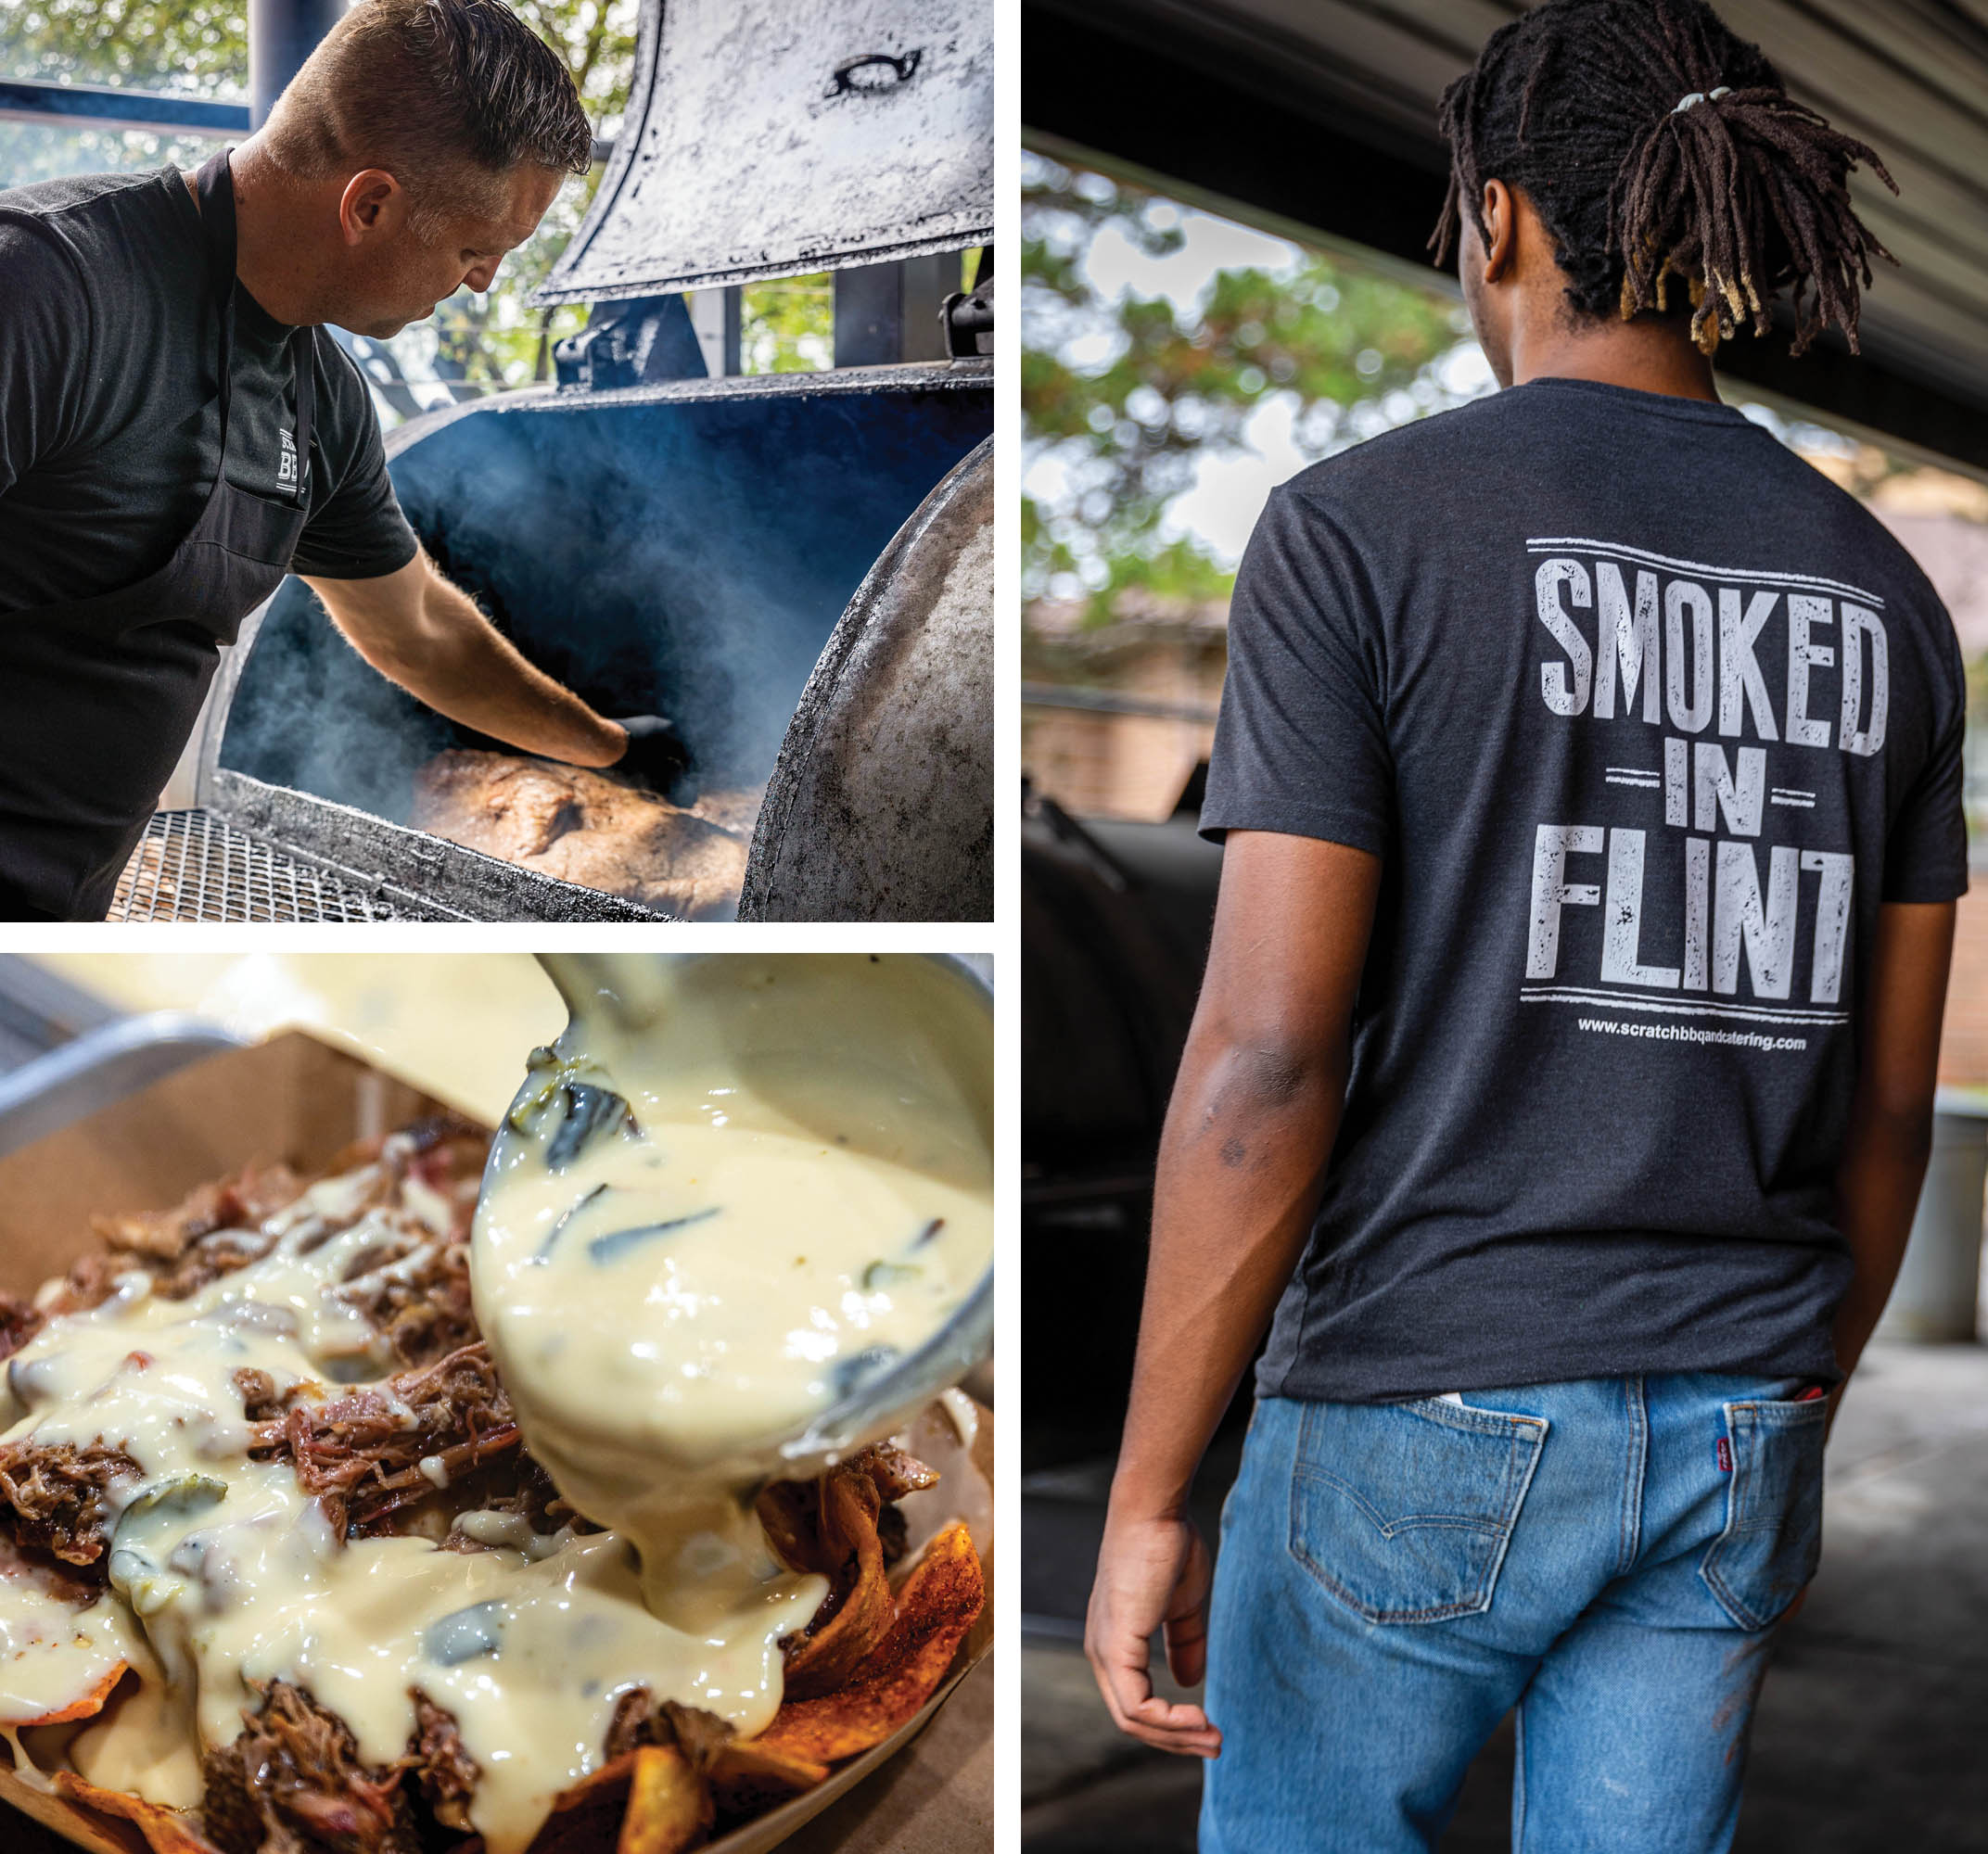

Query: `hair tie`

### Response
(1672, 84, 1731, 114)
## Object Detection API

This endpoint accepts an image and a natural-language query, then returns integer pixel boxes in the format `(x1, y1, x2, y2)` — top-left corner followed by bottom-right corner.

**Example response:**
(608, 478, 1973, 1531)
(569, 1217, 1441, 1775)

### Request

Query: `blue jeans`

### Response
(1199, 1376, 1827, 1854)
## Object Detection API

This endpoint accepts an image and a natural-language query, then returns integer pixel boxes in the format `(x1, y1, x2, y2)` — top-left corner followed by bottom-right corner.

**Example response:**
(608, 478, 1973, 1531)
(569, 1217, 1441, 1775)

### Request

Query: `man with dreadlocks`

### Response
(1084, 1, 1964, 1848)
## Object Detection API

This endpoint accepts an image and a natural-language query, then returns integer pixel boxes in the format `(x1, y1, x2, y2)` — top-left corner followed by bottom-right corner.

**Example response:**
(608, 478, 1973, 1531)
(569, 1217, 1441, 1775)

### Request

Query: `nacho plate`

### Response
(0, 1033, 994, 1854)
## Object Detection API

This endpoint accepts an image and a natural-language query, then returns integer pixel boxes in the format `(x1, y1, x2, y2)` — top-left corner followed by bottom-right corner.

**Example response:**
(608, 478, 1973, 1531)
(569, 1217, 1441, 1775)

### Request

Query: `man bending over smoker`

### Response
(0, 0, 687, 919)
(1086, 2, 1963, 1848)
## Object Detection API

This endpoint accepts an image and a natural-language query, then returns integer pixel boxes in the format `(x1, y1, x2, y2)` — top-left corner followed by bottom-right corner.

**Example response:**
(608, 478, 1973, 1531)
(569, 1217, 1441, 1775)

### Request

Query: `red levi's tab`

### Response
(1715, 1436, 1733, 1474)
(1797, 1385, 1828, 1402)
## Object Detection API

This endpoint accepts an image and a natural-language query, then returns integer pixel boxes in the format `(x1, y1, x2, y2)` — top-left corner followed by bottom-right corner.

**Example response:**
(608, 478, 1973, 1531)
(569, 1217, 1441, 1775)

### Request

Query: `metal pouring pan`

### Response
(493, 950, 994, 1479)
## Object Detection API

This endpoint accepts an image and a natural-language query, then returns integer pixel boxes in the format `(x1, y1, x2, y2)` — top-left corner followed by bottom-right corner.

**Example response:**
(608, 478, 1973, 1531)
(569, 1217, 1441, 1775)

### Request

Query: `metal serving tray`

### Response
(0, 1012, 246, 1161)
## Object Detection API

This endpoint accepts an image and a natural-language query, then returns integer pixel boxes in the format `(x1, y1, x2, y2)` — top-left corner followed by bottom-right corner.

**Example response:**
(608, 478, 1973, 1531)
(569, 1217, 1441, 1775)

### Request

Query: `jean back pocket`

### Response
(1700, 1397, 1827, 1631)
(1287, 1397, 1547, 1625)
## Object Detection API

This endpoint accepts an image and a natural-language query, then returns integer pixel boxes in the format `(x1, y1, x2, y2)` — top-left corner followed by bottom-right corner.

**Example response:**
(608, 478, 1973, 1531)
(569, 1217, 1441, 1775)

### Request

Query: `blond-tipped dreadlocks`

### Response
(1429, 0, 1896, 357)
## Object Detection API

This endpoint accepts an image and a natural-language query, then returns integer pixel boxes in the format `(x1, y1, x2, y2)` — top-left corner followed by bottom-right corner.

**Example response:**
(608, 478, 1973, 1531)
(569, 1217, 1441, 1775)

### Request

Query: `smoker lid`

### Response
(535, 0, 992, 305)
(740, 435, 991, 923)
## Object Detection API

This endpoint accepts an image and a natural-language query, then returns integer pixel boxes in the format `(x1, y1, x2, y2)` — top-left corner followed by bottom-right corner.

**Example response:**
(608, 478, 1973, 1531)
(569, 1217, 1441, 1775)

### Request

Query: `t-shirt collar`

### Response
(1515, 374, 1757, 427)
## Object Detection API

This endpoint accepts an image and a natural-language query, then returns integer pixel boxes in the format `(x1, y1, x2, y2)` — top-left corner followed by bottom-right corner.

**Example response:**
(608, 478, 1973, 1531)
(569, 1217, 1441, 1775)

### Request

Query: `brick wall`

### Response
(1021, 705, 1215, 821)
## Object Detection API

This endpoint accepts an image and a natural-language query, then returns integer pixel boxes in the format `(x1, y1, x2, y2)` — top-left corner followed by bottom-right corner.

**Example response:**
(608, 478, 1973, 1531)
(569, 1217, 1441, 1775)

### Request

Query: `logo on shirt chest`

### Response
(277, 426, 299, 490)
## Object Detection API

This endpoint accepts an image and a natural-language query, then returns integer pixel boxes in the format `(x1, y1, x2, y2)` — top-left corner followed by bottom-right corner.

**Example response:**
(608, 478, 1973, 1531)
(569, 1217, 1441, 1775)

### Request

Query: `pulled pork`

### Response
(250, 1343, 518, 1537)
(334, 1230, 478, 1371)
(441, 1451, 597, 1552)
(851, 1440, 943, 1504)
(329, 1120, 486, 1367)
(380, 1117, 489, 1221)
(325, 1114, 485, 1194)
(201, 1680, 417, 1854)
(70, 1163, 308, 1306)
(409, 1695, 479, 1833)
(46, 1126, 488, 1333)
(0, 1291, 42, 1364)
(601, 1687, 735, 1771)
(757, 1442, 938, 1591)
(92, 1163, 304, 1262)
(31, 1124, 488, 1345)
(233, 1367, 287, 1427)
(0, 1439, 141, 1567)
(0, 1524, 103, 1607)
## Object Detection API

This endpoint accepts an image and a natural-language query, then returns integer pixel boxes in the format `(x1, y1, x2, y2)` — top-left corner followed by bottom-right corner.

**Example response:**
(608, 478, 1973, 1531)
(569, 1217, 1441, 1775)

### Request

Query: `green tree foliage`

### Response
(742, 274, 835, 374)
(0, 0, 629, 385)
(1023, 151, 1476, 618)
(0, 0, 833, 393)
(0, 0, 248, 184)
(1, 0, 247, 93)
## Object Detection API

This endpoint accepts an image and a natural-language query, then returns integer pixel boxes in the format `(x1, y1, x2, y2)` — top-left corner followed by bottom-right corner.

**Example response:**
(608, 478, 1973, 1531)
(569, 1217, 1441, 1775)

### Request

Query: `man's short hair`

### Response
(264, 0, 593, 231)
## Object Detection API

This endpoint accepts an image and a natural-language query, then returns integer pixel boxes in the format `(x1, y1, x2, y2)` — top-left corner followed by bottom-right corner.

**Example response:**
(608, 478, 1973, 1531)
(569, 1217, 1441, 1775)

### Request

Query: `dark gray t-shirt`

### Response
(0, 165, 417, 614)
(1202, 376, 1969, 1403)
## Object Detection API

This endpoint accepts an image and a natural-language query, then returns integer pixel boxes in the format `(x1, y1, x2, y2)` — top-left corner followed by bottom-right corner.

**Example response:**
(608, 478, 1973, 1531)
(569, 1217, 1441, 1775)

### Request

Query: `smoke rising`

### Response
(218, 377, 991, 844)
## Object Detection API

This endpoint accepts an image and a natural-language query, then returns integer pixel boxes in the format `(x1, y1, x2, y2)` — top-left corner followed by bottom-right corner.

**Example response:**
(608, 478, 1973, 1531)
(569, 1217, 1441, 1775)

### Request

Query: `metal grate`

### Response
(109, 810, 403, 922)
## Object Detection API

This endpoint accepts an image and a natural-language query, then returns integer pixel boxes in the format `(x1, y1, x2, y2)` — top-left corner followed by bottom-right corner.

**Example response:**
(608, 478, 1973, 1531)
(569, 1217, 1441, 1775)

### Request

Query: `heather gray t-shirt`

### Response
(1202, 376, 1969, 1403)
(0, 165, 417, 614)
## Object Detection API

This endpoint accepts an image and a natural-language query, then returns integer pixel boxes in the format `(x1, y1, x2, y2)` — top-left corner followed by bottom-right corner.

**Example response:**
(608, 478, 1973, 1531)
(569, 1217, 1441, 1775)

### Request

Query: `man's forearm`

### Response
(395, 575, 624, 766)
(311, 561, 626, 768)
(1830, 1109, 1936, 1383)
(1111, 1040, 1344, 1523)
(1827, 899, 1955, 1395)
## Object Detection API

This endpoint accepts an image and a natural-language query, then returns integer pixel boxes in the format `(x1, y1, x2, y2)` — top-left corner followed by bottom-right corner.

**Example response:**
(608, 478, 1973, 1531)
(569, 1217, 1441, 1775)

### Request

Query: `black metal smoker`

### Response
(118, 0, 993, 922)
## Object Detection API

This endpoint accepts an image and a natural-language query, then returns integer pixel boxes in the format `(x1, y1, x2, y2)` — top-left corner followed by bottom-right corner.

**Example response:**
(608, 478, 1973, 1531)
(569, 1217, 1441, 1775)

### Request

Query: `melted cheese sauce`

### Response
(0, 1160, 822, 1853)
(474, 955, 993, 1618)
(0, 1577, 147, 1733)
(32, 954, 562, 1124)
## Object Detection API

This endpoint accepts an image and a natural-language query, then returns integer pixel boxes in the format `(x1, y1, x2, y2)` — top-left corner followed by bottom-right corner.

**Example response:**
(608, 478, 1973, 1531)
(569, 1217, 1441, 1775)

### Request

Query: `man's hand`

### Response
(611, 715, 698, 806)
(1087, 1513, 1220, 1758)
(304, 552, 625, 768)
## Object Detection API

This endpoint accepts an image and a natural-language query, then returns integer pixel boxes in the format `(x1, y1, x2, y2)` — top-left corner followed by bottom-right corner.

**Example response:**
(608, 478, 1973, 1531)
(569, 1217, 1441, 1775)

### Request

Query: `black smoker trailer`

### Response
(119, 0, 993, 922)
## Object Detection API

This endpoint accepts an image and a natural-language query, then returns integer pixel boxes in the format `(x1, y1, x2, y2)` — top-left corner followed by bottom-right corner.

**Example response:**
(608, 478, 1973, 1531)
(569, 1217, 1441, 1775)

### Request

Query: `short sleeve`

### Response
(289, 338, 418, 580)
(0, 216, 92, 499)
(1883, 610, 1969, 903)
(1199, 483, 1393, 855)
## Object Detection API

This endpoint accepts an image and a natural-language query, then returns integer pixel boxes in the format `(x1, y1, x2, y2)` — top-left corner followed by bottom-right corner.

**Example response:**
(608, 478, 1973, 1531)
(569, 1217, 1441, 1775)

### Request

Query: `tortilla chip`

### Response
(50, 1771, 221, 1854)
(767, 1467, 896, 1700)
(706, 1739, 830, 1820)
(751, 1520, 984, 1765)
(524, 1742, 717, 1854)
(3, 1659, 127, 1727)
(527, 1752, 638, 1854)
(616, 1743, 709, 1854)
